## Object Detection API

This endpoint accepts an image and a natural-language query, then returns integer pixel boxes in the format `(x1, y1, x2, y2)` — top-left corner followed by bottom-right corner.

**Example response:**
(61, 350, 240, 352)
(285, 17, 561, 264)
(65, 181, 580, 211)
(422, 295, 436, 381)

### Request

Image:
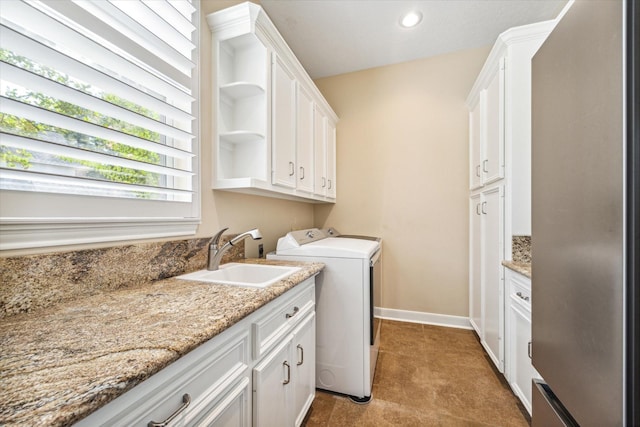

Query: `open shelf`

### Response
(220, 82, 265, 99)
(220, 131, 265, 144)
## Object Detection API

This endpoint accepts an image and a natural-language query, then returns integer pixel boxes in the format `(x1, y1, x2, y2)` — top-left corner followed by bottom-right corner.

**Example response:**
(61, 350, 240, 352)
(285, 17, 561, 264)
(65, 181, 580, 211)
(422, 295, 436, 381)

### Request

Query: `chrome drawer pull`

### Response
(283, 361, 291, 384)
(285, 306, 299, 319)
(516, 291, 530, 302)
(300, 166, 305, 180)
(297, 344, 304, 366)
(148, 393, 191, 427)
(288, 161, 295, 176)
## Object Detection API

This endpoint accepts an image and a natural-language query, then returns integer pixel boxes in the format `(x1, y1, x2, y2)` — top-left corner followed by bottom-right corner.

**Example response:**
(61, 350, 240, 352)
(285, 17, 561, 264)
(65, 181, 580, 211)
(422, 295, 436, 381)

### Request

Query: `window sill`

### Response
(0, 218, 200, 251)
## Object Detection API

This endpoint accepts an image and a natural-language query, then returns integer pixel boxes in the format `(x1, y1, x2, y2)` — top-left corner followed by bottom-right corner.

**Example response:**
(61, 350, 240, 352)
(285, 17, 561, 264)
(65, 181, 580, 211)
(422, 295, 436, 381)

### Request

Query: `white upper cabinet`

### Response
(469, 100, 482, 190)
(466, 20, 555, 233)
(326, 120, 337, 199)
(469, 57, 505, 190)
(272, 53, 297, 189)
(296, 84, 315, 194)
(313, 105, 337, 199)
(208, 2, 338, 203)
(482, 57, 505, 185)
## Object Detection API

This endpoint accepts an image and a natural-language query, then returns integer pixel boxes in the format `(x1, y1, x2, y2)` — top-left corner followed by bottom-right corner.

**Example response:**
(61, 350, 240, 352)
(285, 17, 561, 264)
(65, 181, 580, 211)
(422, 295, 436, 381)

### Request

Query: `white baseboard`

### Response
(374, 307, 472, 330)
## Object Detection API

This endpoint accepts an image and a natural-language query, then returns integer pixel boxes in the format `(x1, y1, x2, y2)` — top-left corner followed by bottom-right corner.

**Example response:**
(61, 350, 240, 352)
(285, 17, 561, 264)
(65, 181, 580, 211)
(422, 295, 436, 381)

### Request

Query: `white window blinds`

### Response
(0, 0, 200, 250)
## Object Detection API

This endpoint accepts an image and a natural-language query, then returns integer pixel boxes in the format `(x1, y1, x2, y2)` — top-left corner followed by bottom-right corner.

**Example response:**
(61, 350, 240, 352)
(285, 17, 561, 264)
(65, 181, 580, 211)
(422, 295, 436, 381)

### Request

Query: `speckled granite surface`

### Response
(503, 235, 532, 278)
(511, 236, 531, 264)
(0, 258, 323, 427)
(0, 236, 243, 319)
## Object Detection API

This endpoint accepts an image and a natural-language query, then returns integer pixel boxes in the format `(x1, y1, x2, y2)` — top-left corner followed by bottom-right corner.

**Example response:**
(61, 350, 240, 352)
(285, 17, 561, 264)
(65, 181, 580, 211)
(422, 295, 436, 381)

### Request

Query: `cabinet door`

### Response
(482, 58, 505, 185)
(509, 299, 535, 414)
(325, 120, 337, 199)
(469, 194, 482, 335)
(272, 53, 297, 188)
(469, 101, 483, 190)
(296, 85, 314, 193)
(313, 106, 327, 196)
(481, 185, 504, 372)
(293, 313, 315, 427)
(253, 337, 292, 427)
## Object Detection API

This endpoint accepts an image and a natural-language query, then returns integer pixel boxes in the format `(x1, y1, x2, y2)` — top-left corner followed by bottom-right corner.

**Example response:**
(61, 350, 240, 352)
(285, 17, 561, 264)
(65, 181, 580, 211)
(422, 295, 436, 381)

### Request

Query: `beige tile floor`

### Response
(303, 319, 530, 426)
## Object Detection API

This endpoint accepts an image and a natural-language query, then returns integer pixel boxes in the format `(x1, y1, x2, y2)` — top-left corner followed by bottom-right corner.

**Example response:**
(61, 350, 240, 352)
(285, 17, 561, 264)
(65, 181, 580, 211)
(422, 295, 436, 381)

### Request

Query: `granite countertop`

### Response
(0, 259, 324, 427)
(502, 260, 532, 278)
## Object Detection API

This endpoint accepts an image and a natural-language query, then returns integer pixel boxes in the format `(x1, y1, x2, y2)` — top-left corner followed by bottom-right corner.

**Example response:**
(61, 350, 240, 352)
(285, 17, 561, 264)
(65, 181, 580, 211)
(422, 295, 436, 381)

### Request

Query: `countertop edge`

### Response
(502, 260, 532, 279)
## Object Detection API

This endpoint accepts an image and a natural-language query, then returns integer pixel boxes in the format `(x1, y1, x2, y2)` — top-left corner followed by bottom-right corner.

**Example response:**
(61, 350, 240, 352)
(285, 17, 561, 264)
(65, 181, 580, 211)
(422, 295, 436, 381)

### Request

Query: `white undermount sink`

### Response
(176, 263, 301, 288)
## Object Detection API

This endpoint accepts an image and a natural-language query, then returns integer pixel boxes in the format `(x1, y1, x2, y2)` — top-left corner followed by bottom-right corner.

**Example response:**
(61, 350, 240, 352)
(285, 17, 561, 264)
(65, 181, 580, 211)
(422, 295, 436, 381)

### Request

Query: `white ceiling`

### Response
(260, 0, 568, 79)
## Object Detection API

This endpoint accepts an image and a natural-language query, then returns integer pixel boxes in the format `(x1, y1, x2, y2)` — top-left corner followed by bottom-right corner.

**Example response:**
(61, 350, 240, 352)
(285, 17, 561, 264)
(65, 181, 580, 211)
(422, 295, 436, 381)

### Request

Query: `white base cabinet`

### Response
(253, 338, 292, 427)
(292, 312, 316, 426)
(75, 278, 316, 427)
(505, 269, 540, 415)
(253, 312, 315, 427)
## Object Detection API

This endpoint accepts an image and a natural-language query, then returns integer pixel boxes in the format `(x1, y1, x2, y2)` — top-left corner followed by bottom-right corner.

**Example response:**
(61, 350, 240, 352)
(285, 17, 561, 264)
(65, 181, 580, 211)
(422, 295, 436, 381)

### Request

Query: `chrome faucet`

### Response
(207, 227, 263, 271)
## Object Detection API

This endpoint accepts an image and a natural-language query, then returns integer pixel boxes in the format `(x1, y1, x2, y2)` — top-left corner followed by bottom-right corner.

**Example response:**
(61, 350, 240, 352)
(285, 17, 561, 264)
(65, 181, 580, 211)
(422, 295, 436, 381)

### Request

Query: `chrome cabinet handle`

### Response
(328, 179, 332, 190)
(285, 306, 299, 319)
(283, 361, 291, 384)
(528, 341, 532, 359)
(476, 204, 481, 215)
(148, 394, 191, 427)
(516, 291, 530, 302)
(322, 177, 326, 188)
(482, 159, 488, 173)
(297, 344, 304, 366)
(288, 161, 294, 176)
(300, 166, 305, 180)
(481, 201, 487, 215)
(476, 165, 481, 177)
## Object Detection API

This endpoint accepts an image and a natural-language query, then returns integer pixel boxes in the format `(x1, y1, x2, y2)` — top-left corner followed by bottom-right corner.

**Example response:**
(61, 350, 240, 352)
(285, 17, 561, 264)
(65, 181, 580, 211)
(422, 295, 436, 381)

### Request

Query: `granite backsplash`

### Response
(512, 235, 531, 263)
(0, 235, 243, 319)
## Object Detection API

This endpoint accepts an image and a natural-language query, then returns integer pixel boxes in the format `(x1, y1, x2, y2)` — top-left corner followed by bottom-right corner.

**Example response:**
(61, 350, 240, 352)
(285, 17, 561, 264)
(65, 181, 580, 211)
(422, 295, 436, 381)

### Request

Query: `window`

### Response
(0, 0, 200, 250)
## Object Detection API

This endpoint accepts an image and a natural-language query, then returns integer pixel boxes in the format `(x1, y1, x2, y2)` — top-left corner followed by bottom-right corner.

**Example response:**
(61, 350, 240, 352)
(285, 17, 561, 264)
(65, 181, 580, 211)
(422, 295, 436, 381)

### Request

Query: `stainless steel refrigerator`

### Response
(531, 0, 639, 426)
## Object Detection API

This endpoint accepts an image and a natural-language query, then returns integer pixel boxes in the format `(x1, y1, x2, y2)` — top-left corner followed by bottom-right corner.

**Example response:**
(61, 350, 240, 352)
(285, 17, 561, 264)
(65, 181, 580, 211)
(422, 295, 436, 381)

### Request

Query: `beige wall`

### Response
(313, 47, 490, 317)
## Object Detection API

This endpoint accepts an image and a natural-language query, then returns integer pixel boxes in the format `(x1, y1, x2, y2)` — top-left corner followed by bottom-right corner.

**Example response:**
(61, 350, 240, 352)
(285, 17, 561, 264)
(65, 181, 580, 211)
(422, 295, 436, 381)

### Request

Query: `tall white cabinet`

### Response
(467, 21, 554, 372)
(208, 2, 338, 203)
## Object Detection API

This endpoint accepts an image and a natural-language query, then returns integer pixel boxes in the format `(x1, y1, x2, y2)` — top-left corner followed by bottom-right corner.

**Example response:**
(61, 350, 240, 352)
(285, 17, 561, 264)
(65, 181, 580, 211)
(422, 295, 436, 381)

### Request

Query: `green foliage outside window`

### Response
(0, 48, 164, 188)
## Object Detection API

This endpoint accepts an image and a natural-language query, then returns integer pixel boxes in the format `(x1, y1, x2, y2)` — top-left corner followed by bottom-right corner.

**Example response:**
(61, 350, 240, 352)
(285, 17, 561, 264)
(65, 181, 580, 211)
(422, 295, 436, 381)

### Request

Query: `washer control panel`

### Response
(276, 228, 328, 252)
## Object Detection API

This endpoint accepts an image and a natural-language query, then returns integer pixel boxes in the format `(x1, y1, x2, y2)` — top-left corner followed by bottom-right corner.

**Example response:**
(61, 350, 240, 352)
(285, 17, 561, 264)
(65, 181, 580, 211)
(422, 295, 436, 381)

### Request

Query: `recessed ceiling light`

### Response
(400, 11, 423, 28)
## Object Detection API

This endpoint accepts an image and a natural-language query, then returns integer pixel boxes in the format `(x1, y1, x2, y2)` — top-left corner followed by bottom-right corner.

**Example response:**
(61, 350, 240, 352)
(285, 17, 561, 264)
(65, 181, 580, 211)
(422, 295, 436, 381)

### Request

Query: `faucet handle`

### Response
(210, 227, 229, 248)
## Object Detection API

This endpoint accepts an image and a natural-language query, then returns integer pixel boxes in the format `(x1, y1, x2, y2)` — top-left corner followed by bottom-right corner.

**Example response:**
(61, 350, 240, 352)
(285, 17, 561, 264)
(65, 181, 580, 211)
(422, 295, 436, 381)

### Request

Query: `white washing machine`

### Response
(267, 228, 381, 402)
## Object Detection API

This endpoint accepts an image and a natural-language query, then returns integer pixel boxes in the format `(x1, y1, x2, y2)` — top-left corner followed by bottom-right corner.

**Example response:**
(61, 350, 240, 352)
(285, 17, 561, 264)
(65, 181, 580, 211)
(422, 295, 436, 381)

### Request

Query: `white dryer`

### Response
(267, 228, 381, 402)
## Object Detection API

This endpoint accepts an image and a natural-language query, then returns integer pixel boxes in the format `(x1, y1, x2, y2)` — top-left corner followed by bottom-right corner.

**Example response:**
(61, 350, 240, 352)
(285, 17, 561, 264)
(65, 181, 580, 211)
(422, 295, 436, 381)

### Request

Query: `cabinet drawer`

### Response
(252, 278, 315, 359)
(190, 376, 251, 426)
(509, 273, 531, 310)
(76, 328, 250, 427)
